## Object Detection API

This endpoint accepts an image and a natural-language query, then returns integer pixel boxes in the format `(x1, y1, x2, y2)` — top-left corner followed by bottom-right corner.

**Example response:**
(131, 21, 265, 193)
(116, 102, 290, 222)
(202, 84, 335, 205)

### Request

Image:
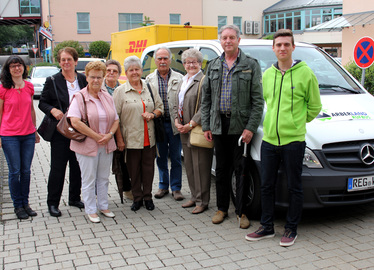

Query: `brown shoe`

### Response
(154, 189, 169, 199)
(172, 190, 185, 201)
(124, 190, 134, 201)
(192, 205, 207, 214)
(212, 210, 228, 224)
(237, 214, 250, 229)
(182, 200, 196, 208)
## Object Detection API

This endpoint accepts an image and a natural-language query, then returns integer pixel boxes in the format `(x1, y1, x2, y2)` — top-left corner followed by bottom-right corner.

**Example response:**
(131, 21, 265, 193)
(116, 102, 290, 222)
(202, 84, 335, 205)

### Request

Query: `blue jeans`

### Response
(1, 133, 35, 208)
(156, 121, 182, 191)
(260, 140, 306, 233)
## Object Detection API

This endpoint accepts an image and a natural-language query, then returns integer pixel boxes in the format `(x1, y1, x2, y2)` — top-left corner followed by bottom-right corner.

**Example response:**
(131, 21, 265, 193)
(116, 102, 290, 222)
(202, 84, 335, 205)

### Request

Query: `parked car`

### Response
(28, 66, 60, 98)
(76, 58, 106, 73)
(141, 39, 374, 217)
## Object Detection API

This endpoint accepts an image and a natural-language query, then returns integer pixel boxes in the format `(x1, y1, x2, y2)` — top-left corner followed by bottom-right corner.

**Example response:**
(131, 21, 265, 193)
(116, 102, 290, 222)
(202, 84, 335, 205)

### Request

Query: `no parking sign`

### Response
(354, 36, 374, 69)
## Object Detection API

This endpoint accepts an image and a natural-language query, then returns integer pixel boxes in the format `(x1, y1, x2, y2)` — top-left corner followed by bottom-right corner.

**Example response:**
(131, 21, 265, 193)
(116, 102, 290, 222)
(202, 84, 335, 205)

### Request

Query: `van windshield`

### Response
(240, 45, 363, 94)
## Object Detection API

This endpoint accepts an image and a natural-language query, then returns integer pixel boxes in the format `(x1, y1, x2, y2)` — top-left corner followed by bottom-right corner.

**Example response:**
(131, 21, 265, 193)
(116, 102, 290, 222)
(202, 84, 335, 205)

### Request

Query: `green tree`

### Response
(344, 61, 374, 95)
(0, 25, 34, 48)
(88, 41, 110, 58)
(53, 40, 85, 62)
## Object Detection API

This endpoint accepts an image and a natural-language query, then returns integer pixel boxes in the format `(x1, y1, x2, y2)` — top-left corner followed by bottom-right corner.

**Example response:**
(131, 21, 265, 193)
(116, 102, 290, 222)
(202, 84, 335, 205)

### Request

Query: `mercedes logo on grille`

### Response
(360, 144, 374, 165)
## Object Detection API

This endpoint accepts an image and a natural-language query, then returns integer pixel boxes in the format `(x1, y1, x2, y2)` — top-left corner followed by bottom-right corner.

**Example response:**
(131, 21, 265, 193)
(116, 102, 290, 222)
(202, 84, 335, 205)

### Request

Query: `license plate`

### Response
(348, 175, 374, 192)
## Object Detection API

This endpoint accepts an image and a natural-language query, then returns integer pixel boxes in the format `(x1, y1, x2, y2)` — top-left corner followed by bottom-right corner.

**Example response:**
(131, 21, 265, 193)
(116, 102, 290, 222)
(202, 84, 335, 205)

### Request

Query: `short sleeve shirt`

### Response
(0, 81, 36, 136)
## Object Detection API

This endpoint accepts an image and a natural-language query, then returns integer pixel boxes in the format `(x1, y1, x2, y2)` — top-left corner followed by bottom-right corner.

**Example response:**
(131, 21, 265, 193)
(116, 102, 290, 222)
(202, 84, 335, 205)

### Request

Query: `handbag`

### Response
(189, 75, 214, 149)
(56, 92, 89, 142)
(37, 115, 58, 142)
(146, 83, 166, 143)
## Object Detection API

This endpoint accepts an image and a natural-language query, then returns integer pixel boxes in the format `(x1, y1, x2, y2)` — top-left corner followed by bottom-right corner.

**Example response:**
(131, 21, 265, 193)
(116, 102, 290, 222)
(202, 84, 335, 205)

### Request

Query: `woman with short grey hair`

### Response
(113, 56, 164, 212)
(172, 48, 213, 214)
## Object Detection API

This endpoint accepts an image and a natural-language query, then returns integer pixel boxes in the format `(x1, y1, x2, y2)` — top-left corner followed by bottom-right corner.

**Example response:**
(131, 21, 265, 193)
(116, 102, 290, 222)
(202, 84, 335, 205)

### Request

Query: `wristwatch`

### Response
(189, 122, 193, 128)
(152, 112, 157, 118)
(109, 131, 114, 138)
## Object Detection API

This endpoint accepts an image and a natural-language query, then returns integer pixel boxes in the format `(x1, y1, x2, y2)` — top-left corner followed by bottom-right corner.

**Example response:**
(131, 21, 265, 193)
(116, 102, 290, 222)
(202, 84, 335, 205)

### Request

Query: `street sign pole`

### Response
(361, 69, 366, 86)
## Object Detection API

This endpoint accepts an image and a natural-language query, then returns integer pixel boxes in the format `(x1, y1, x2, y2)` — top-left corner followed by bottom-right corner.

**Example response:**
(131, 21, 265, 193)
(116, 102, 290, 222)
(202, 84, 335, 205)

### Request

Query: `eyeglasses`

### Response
(184, 61, 199, 66)
(88, 76, 104, 81)
(106, 69, 119, 74)
(9, 64, 23, 69)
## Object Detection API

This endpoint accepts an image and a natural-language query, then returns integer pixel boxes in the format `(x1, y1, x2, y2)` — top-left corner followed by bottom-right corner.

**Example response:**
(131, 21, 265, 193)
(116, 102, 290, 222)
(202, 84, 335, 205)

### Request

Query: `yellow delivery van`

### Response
(107, 24, 217, 82)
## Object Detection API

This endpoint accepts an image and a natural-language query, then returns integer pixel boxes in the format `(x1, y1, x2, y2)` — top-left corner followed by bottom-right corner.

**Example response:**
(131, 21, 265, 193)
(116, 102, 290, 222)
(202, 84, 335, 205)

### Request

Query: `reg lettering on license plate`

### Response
(348, 175, 374, 192)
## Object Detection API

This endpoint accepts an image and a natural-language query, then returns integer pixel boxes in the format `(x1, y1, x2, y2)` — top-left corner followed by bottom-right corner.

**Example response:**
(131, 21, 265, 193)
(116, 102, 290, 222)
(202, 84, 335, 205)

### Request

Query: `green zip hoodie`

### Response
(262, 60, 321, 146)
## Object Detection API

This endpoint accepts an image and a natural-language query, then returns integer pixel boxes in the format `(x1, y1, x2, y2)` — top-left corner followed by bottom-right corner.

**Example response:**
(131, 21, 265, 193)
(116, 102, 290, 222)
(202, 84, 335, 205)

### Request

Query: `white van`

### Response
(141, 40, 374, 217)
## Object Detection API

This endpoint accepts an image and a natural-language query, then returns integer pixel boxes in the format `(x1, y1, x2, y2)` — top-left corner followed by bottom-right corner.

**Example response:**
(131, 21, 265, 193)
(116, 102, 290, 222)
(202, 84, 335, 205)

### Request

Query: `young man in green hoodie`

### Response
(245, 29, 322, 247)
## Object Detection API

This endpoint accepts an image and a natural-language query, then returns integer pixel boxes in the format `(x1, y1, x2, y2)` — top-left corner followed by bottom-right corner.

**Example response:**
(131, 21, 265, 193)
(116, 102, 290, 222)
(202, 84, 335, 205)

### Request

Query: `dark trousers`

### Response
(260, 140, 306, 233)
(213, 116, 245, 213)
(126, 146, 156, 202)
(47, 131, 82, 207)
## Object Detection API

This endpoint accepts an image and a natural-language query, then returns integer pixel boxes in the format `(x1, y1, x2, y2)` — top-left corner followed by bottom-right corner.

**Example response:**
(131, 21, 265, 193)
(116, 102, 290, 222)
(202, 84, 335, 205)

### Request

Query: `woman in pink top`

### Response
(68, 61, 119, 223)
(0, 55, 40, 219)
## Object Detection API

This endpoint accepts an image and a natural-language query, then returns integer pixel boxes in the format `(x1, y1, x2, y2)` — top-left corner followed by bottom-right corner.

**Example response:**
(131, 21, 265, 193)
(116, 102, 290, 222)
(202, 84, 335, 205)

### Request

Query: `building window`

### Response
(263, 6, 342, 34)
(77, 13, 90, 34)
(119, 13, 143, 31)
(233, 16, 242, 34)
(170, 14, 181, 25)
(218, 16, 227, 32)
(20, 0, 40, 15)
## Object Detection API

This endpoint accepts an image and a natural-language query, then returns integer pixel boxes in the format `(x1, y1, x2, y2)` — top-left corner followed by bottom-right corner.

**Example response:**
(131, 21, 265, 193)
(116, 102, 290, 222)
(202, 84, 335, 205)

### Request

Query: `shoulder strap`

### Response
(146, 83, 155, 105)
(194, 75, 205, 114)
(79, 92, 88, 124)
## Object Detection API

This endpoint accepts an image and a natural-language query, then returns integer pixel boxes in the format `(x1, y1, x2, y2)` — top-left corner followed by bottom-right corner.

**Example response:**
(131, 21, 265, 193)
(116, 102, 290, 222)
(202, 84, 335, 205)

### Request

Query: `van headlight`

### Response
(303, 147, 323, 168)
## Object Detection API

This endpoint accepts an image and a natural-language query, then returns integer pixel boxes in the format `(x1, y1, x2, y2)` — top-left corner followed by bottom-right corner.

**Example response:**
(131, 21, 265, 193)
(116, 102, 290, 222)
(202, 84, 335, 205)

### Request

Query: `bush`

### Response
(89, 41, 110, 58)
(344, 61, 374, 95)
(53, 40, 85, 62)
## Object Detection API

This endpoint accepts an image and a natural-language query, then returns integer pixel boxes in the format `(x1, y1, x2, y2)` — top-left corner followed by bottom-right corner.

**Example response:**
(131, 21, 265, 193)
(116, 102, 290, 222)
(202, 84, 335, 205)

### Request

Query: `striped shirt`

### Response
(157, 69, 171, 119)
(219, 53, 239, 114)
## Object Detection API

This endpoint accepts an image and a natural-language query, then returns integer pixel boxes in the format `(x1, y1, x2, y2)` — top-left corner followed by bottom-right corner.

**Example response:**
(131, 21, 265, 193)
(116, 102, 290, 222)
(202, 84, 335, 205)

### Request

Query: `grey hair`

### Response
(124, 56, 142, 72)
(154, 46, 172, 59)
(106, 59, 122, 74)
(181, 48, 203, 64)
(219, 24, 240, 39)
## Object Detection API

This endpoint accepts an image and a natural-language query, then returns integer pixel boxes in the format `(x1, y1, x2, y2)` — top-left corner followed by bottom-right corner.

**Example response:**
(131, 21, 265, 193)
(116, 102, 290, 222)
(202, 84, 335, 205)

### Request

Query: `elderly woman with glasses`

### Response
(172, 48, 213, 214)
(113, 56, 163, 212)
(68, 61, 119, 223)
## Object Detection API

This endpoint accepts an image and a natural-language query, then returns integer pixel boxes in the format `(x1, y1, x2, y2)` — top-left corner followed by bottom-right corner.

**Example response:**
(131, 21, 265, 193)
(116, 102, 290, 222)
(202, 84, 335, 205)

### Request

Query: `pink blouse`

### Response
(0, 81, 36, 136)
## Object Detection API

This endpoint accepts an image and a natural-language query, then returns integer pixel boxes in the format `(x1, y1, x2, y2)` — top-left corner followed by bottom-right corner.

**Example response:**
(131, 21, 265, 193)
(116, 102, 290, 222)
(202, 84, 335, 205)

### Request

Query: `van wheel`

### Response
(230, 160, 261, 219)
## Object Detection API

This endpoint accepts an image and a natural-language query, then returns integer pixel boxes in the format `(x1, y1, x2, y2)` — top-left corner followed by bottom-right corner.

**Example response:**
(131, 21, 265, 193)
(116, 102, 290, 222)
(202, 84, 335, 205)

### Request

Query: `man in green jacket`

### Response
(245, 29, 322, 247)
(201, 25, 264, 228)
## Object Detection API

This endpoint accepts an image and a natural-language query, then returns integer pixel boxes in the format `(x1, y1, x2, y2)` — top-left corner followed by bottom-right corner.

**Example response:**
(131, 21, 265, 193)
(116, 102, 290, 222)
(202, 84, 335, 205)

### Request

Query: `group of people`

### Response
(0, 25, 321, 247)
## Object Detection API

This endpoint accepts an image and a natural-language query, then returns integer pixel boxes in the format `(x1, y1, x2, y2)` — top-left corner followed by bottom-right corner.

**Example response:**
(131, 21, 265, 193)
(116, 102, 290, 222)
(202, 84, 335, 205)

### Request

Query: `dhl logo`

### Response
(125, 40, 148, 53)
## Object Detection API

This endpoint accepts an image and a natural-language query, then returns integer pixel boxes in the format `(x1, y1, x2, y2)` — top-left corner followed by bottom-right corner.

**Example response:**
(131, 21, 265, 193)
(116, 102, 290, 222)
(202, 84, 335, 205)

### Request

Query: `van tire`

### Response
(230, 159, 261, 219)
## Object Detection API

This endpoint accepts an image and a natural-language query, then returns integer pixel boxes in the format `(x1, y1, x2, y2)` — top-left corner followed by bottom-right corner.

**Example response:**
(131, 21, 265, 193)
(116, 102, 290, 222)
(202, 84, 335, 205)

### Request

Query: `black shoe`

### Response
(48, 205, 62, 217)
(144, 199, 155, 211)
(24, 205, 37, 217)
(131, 200, 143, 211)
(68, 201, 85, 209)
(14, 208, 29, 219)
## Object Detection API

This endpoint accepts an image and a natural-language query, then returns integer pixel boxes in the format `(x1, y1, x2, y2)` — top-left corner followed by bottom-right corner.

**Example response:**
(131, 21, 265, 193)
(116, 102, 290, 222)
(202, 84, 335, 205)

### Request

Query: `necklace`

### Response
(67, 76, 77, 88)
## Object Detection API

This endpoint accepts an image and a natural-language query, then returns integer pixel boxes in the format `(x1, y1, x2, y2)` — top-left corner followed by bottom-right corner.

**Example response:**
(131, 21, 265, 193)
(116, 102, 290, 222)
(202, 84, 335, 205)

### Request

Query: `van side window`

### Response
(142, 51, 155, 78)
(199, 48, 219, 73)
(170, 47, 191, 76)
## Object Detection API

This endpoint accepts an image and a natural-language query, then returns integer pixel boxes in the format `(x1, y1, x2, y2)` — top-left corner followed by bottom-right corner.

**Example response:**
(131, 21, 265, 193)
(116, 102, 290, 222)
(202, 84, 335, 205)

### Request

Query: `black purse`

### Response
(146, 83, 165, 143)
(37, 76, 60, 142)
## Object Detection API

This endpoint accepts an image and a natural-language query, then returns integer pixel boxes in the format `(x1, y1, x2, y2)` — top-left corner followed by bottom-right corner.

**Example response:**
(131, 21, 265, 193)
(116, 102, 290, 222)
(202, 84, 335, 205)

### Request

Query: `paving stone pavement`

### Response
(1, 101, 374, 269)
